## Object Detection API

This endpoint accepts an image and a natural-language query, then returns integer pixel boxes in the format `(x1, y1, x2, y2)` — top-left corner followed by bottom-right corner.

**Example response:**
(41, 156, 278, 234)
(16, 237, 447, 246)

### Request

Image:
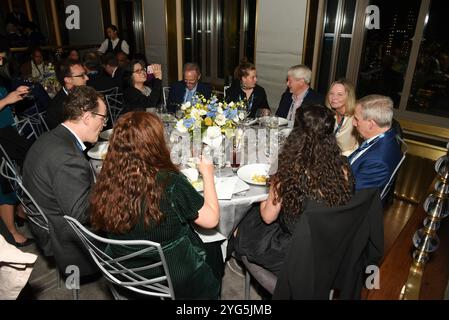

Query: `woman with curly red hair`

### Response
(90, 112, 222, 299)
(234, 104, 355, 274)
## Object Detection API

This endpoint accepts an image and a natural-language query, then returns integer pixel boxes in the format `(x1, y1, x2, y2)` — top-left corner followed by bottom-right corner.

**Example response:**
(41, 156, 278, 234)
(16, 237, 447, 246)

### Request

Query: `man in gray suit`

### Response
(23, 86, 107, 277)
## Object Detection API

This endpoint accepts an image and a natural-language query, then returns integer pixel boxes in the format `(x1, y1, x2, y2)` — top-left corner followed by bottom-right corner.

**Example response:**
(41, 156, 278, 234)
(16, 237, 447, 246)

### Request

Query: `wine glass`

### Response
(255, 108, 271, 118)
(175, 109, 185, 120)
(22, 79, 35, 100)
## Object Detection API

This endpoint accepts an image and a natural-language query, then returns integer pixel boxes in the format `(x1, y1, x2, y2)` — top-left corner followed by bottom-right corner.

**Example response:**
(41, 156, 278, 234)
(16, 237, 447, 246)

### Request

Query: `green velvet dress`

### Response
(106, 170, 220, 300)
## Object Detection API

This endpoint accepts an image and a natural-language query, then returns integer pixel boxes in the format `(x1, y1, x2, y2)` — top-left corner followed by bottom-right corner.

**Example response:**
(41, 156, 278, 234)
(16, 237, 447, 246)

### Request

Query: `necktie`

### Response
(347, 140, 370, 164)
(185, 90, 194, 103)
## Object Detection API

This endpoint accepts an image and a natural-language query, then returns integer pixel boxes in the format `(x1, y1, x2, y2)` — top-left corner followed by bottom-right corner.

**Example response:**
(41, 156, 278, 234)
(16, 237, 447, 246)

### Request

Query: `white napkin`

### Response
(233, 177, 250, 194)
(181, 168, 199, 182)
(215, 176, 249, 200)
(215, 177, 236, 200)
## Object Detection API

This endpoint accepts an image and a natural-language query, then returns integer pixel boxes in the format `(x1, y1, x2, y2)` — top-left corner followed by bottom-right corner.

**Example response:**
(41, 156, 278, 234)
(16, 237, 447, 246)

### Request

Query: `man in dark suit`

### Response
(167, 62, 212, 113)
(83, 51, 117, 92)
(46, 59, 89, 129)
(23, 86, 107, 276)
(349, 95, 402, 194)
(100, 53, 125, 92)
(275, 64, 324, 121)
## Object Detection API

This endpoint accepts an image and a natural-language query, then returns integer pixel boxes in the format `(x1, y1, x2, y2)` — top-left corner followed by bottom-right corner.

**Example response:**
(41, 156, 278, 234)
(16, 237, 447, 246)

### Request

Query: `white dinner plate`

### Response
(237, 163, 270, 186)
(99, 129, 113, 140)
(278, 117, 289, 126)
(258, 116, 288, 127)
(87, 142, 109, 160)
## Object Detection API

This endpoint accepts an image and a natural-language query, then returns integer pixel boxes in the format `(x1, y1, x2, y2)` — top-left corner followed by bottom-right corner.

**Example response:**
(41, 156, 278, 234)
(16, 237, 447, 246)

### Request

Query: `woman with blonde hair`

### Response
(326, 79, 360, 156)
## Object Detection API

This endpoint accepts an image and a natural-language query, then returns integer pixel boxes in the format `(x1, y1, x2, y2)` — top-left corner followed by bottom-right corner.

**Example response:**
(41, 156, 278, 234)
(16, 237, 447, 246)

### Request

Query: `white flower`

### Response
(215, 114, 226, 126)
(175, 120, 188, 133)
(228, 101, 235, 107)
(239, 112, 245, 120)
(199, 109, 207, 116)
(190, 108, 200, 119)
(217, 107, 223, 114)
(206, 126, 222, 139)
(181, 101, 191, 111)
(203, 126, 223, 149)
(233, 116, 240, 123)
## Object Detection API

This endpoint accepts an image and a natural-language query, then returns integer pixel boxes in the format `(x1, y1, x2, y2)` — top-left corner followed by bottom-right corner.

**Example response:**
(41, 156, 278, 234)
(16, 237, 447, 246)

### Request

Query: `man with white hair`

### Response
(276, 64, 324, 121)
(349, 94, 402, 193)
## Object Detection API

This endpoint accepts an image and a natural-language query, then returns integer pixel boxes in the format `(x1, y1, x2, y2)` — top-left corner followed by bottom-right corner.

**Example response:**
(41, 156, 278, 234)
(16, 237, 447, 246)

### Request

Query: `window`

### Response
(406, 0, 449, 118)
(357, 0, 420, 107)
(183, 0, 257, 87)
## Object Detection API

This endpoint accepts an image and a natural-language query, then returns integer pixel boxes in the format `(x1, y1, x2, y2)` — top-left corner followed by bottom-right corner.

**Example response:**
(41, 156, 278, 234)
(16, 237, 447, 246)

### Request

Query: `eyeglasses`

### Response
(71, 73, 87, 78)
(133, 68, 146, 74)
(133, 67, 146, 74)
(91, 111, 109, 125)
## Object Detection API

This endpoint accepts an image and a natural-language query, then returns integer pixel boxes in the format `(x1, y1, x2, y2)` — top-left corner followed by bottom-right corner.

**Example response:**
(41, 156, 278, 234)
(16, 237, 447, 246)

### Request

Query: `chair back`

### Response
(162, 86, 170, 106)
(13, 103, 49, 139)
(63, 215, 175, 299)
(273, 188, 384, 299)
(0, 157, 49, 231)
(223, 85, 230, 99)
(100, 87, 123, 125)
(380, 137, 408, 200)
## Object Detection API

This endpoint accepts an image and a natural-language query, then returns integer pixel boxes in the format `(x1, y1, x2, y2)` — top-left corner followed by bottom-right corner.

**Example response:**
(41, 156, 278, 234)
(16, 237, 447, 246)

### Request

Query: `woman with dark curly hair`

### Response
(234, 104, 354, 274)
(90, 112, 222, 299)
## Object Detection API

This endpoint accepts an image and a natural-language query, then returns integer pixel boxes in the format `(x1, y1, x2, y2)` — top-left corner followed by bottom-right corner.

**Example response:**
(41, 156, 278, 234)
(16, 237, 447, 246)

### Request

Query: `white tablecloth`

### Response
(195, 175, 268, 260)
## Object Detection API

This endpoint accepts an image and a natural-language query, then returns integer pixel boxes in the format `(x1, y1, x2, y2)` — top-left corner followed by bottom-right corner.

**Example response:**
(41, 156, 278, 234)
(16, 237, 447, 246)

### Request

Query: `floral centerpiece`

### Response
(40, 63, 60, 98)
(175, 94, 246, 143)
(173, 94, 246, 167)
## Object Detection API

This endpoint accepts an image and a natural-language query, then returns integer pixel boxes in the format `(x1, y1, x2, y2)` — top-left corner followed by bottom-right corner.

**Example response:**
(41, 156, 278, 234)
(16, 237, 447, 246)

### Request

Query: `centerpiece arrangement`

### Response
(40, 63, 60, 98)
(175, 94, 247, 138)
(174, 94, 247, 168)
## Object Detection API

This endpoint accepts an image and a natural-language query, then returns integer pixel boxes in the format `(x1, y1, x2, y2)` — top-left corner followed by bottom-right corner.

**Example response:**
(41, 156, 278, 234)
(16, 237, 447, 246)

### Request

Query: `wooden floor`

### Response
(383, 153, 435, 256)
(363, 153, 449, 299)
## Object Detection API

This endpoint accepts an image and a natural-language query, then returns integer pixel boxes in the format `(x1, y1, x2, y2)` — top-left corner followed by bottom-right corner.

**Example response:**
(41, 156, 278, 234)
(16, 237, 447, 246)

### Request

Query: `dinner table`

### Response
(88, 113, 292, 259)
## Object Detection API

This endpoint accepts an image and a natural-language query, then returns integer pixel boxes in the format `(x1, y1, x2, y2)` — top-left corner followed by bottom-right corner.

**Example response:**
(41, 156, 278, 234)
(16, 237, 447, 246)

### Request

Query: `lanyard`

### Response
(334, 116, 345, 134)
(348, 130, 388, 164)
(240, 91, 255, 112)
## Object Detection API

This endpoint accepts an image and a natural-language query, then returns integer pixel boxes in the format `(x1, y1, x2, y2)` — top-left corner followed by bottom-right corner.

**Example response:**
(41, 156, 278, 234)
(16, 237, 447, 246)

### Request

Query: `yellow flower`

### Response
(204, 117, 213, 126)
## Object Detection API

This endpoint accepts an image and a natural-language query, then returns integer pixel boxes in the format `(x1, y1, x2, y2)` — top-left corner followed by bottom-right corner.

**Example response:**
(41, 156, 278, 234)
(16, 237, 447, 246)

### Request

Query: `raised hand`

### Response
(151, 64, 162, 80)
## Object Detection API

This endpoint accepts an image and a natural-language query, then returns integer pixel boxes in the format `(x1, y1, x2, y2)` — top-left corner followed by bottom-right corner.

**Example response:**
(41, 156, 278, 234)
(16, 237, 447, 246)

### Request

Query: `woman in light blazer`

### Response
(326, 79, 360, 156)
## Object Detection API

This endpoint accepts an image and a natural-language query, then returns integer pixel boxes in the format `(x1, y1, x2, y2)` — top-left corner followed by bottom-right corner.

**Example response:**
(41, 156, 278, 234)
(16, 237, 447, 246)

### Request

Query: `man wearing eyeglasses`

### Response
(46, 59, 89, 130)
(23, 86, 106, 278)
(167, 62, 212, 113)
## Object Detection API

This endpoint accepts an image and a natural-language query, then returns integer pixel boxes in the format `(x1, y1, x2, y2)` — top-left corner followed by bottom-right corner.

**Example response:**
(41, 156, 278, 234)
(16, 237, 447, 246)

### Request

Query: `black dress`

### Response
(234, 204, 299, 275)
(122, 79, 162, 114)
(225, 81, 270, 118)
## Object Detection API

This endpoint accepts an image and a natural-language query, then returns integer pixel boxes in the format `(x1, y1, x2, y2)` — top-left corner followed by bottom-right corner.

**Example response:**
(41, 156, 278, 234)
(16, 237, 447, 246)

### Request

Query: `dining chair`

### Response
(380, 136, 408, 202)
(0, 157, 78, 298)
(100, 87, 123, 125)
(64, 215, 175, 300)
(163, 86, 170, 107)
